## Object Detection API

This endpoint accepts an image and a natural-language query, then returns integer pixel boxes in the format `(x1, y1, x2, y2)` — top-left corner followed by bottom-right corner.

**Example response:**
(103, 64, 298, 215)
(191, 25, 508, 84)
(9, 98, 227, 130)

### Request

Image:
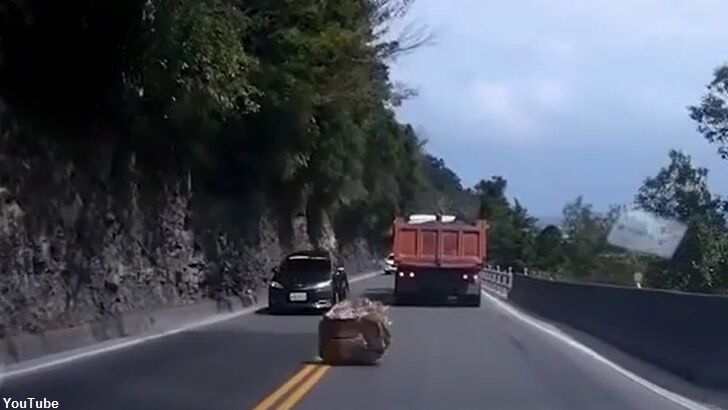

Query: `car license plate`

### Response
(289, 292, 307, 302)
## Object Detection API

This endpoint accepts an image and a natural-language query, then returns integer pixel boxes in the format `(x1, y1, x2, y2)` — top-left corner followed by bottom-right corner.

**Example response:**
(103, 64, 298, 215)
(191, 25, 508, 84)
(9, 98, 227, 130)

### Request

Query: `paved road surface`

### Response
(0, 275, 712, 410)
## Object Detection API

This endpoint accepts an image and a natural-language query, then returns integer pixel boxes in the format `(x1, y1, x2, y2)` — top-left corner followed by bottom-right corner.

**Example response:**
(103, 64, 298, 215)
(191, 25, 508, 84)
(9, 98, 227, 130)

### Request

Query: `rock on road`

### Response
(0, 275, 709, 410)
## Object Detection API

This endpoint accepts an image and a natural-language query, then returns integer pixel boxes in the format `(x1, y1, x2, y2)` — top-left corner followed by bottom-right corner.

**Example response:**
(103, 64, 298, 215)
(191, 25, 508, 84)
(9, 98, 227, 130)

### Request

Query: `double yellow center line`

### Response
(250, 364, 331, 410)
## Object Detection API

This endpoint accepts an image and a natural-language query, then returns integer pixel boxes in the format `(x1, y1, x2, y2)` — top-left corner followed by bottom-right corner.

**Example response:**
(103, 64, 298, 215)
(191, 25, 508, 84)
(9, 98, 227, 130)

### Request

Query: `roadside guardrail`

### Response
(481, 265, 513, 297)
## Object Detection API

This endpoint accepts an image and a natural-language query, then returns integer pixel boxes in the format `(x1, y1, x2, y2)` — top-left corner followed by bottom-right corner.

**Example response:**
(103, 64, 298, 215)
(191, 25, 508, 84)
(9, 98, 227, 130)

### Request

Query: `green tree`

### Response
(689, 65, 728, 160)
(509, 200, 538, 269)
(475, 176, 509, 220)
(416, 155, 478, 219)
(336, 112, 426, 244)
(473, 177, 536, 270)
(636, 150, 724, 224)
(474, 176, 511, 267)
(0, 1, 148, 126)
(0, 0, 259, 162)
(560, 196, 609, 279)
(127, 0, 261, 164)
(635, 150, 728, 292)
(533, 225, 564, 271)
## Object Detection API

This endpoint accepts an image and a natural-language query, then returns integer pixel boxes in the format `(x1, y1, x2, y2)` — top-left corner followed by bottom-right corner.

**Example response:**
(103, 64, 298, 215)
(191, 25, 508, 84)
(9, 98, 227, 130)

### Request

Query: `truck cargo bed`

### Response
(392, 218, 487, 269)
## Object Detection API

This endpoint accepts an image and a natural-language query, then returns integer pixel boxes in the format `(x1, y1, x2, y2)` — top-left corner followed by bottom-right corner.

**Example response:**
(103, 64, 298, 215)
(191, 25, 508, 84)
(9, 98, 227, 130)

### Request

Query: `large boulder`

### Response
(318, 298, 392, 365)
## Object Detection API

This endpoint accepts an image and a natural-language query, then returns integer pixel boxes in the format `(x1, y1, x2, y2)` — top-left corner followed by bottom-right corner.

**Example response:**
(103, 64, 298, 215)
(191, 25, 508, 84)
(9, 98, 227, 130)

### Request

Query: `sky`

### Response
(390, 0, 728, 217)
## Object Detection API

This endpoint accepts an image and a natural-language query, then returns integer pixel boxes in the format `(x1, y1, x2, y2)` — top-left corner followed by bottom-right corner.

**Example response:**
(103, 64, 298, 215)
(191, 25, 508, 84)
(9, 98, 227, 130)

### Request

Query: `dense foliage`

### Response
(690, 65, 728, 160)
(474, 150, 725, 291)
(636, 150, 728, 292)
(0, 0, 429, 246)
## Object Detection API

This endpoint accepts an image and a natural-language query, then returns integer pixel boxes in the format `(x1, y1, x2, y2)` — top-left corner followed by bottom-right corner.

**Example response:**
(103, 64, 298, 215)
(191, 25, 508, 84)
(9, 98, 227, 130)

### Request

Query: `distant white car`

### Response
(384, 253, 396, 275)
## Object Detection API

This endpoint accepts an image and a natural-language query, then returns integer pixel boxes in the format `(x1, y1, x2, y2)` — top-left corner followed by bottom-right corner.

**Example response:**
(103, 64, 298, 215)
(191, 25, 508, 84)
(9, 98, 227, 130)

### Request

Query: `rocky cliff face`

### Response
(0, 113, 380, 338)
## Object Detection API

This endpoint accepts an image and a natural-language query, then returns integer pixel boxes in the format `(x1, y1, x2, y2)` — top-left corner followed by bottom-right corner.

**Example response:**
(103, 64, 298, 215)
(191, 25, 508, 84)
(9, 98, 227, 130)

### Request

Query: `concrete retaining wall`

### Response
(509, 274, 728, 389)
(0, 294, 258, 366)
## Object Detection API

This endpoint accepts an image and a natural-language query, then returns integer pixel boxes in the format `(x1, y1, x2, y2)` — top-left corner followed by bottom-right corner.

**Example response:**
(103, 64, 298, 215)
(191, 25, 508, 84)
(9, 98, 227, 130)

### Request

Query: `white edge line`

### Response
(480, 290, 713, 410)
(4, 270, 382, 380)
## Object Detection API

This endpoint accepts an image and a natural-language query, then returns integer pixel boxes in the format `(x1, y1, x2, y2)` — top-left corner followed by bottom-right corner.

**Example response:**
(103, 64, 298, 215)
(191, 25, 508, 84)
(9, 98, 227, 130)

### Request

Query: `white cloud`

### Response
(533, 80, 568, 111)
(470, 78, 572, 142)
(472, 80, 533, 137)
(395, 0, 728, 145)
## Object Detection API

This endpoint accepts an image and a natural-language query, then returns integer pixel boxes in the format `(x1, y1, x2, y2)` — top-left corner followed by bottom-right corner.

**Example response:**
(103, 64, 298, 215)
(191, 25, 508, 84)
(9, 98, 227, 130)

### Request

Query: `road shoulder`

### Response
(484, 291, 727, 410)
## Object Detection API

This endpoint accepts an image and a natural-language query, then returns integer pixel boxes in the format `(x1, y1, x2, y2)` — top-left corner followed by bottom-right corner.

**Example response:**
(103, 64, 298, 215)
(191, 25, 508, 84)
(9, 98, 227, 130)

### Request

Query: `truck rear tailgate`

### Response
(393, 219, 487, 268)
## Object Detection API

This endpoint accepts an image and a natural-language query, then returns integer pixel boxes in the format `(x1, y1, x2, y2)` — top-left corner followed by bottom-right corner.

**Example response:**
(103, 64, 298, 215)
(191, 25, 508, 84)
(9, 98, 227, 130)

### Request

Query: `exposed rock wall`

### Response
(0, 105, 384, 338)
(0, 134, 285, 337)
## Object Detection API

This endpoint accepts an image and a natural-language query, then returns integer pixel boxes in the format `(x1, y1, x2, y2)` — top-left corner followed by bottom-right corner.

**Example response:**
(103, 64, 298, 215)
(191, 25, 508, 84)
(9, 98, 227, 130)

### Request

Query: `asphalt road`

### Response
(0, 274, 716, 410)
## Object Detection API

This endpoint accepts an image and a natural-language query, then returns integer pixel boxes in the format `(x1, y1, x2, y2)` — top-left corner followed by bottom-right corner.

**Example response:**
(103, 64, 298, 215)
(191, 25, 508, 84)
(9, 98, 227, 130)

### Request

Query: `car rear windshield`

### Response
(280, 258, 330, 280)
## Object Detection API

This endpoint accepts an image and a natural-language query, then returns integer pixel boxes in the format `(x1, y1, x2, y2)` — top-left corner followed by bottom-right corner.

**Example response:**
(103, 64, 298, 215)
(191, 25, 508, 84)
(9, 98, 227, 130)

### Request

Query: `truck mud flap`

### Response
(394, 293, 415, 306)
(461, 294, 481, 307)
(395, 293, 478, 307)
(394, 292, 435, 306)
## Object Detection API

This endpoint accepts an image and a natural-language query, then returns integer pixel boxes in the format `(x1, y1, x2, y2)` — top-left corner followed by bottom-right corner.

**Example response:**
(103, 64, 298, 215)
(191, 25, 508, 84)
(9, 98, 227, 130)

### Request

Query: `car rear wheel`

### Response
(337, 281, 350, 302)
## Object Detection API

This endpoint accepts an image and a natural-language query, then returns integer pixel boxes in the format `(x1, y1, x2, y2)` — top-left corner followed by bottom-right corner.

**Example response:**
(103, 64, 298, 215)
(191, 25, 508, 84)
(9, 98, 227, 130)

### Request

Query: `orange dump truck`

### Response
(391, 215, 488, 307)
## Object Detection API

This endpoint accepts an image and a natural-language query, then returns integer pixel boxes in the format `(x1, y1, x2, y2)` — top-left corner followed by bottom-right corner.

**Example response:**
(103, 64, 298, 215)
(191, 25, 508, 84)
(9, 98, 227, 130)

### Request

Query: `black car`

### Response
(267, 250, 349, 313)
